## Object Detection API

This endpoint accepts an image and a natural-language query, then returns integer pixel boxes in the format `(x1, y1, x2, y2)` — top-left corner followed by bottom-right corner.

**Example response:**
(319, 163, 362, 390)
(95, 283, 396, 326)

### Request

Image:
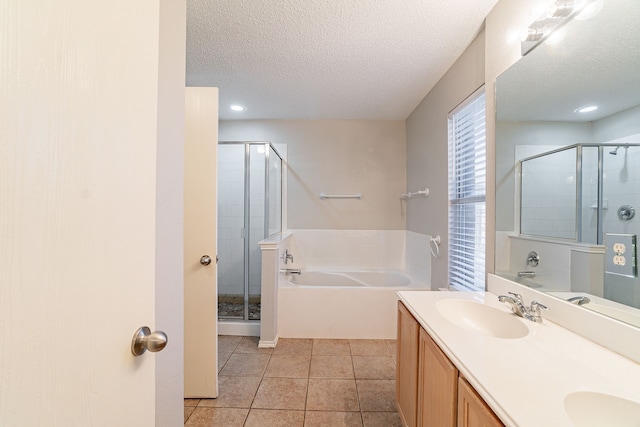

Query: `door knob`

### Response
(131, 326, 168, 356)
(200, 255, 212, 266)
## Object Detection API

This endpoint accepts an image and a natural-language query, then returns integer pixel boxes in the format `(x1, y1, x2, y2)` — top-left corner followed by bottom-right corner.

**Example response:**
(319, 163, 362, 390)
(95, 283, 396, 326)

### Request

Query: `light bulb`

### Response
(522, 27, 545, 42)
(547, 1, 576, 19)
(575, 105, 598, 113)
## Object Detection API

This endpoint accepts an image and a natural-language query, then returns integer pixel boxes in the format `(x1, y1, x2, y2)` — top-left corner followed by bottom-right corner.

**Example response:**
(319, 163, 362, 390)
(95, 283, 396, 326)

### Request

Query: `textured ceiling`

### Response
(497, 0, 640, 122)
(186, 0, 498, 120)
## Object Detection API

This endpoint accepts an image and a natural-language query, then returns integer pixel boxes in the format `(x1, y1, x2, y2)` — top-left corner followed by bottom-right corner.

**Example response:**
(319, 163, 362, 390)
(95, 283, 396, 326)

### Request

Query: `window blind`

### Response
(448, 90, 486, 292)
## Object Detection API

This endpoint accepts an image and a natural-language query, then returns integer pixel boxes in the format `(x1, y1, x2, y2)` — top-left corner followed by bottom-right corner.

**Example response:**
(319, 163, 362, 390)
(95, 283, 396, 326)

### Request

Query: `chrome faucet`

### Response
(567, 296, 590, 306)
(498, 292, 527, 317)
(281, 268, 301, 275)
(498, 292, 548, 323)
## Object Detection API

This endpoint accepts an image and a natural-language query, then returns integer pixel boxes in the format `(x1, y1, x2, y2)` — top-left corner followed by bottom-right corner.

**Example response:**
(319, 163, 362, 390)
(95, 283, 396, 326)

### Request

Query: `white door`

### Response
(184, 87, 219, 397)
(1, 2, 185, 425)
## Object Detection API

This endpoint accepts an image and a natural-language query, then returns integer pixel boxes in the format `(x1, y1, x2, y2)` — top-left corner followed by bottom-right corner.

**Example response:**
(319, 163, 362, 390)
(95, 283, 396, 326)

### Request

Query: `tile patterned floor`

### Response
(184, 336, 403, 427)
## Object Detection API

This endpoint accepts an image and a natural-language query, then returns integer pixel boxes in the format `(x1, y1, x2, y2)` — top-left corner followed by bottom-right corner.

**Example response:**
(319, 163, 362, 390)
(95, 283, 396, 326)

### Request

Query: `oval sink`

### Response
(436, 299, 529, 339)
(564, 391, 640, 426)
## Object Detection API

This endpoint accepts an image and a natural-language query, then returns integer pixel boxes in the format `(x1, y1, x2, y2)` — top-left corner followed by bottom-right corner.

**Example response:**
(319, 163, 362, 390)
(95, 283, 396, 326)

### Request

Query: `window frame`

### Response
(447, 87, 487, 292)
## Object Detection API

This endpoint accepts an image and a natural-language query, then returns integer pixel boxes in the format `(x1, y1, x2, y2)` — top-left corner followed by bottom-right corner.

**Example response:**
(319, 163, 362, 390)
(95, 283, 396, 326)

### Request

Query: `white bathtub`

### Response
(278, 270, 428, 339)
(289, 271, 411, 287)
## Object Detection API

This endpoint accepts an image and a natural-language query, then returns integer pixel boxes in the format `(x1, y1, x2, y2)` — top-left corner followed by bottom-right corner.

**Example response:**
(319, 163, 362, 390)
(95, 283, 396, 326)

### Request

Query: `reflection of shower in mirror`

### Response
(518, 143, 639, 244)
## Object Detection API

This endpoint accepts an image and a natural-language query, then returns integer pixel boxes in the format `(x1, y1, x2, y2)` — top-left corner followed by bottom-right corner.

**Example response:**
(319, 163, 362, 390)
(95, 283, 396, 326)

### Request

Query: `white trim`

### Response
(258, 336, 279, 348)
(218, 321, 260, 337)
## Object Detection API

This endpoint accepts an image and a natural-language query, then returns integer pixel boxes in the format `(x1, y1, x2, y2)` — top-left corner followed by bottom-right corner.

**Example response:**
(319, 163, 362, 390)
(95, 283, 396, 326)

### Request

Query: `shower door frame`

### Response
(518, 143, 640, 244)
(219, 141, 283, 322)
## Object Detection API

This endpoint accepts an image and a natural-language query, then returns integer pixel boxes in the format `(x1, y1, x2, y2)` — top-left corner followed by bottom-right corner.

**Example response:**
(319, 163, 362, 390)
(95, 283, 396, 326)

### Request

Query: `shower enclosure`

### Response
(217, 142, 282, 322)
(519, 143, 639, 244)
(519, 142, 640, 306)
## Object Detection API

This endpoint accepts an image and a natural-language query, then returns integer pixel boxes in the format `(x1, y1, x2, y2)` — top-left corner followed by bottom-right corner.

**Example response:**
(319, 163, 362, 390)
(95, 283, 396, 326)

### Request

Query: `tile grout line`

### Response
(242, 337, 271, 426)
(302, 340, 317, 425)
(348, 339, 367, 426)
(187, 337, 400, 426)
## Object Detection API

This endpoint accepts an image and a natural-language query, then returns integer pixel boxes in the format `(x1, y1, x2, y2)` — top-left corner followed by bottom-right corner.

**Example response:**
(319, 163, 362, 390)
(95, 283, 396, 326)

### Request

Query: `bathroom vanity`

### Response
(396, 291, 640, 426)
(397, 299, 502, 427)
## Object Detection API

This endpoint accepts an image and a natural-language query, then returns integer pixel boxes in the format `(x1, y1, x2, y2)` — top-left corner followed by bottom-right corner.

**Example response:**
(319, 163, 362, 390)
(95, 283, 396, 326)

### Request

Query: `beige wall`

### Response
(404, 0, 547, 288)
(156, 2, 186, 424)
(405, 30, 486, 289)
(218, 0, 549, 287)
(219, 120, 407, 230)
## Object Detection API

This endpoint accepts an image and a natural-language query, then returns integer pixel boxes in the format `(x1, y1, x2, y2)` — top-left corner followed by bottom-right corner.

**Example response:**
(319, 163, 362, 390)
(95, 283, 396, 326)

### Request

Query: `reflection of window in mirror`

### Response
(448, 88, 486, 292)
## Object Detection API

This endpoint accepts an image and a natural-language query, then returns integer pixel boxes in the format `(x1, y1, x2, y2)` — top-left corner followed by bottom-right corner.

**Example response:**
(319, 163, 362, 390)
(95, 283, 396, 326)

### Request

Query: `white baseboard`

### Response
(258, 336, 279, 348)
(218, 320, 260, 337)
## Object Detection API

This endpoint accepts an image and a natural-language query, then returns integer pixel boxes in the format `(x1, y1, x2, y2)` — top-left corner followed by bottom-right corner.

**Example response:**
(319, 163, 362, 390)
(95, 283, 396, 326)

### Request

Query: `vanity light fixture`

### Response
(522, 27, 545, 43)
(521, 0, 598, 55)
(547, 1, 577, 19)
(575, 105, 598, 113)
(230, 104, 247, 112)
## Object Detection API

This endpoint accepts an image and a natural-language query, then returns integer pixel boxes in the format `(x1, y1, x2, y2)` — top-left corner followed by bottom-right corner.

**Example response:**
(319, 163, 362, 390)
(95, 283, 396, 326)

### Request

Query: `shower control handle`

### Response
(200, 255, 212, 266)
(618, 205, 635, 221)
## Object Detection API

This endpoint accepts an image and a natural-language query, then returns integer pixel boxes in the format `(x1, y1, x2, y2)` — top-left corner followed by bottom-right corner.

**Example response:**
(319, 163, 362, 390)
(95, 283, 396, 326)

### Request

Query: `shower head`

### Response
(610, 146, 620, 155)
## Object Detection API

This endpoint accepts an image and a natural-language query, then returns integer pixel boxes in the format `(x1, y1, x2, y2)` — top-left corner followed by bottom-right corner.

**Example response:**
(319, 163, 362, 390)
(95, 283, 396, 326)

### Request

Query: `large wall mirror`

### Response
(495, 0, 640, 327)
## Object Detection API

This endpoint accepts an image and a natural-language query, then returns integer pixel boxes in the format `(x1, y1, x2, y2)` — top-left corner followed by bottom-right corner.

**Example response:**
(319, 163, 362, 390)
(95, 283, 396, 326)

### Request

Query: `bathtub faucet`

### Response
(517, 271, 536, 278)
(281, 269, 301, 275)
(282, 249, 294, 264)
(567, 296, 590, 306)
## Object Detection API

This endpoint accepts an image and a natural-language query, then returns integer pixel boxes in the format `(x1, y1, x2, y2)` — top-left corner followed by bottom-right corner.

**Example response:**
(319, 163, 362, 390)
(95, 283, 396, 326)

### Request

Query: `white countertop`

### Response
(397, 290, 640, 427)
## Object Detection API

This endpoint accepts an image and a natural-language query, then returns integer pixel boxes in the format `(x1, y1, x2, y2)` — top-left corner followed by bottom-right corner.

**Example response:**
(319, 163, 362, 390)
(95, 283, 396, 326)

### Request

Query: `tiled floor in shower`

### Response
(184, 336, 403, 427)
(217, 302, 261, 320)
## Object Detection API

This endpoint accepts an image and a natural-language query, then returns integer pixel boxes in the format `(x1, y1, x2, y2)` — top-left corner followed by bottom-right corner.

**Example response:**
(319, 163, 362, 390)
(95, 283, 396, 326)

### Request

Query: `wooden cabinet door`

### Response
(397, 301, 420, 427)
(457, 377, 504, 427)
(418, 328, 459, 427)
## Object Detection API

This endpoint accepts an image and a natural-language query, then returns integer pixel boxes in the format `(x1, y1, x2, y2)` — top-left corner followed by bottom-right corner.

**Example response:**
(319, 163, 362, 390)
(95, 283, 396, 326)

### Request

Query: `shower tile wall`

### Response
(602, 145, 640, 308)
(601, 146, 640, 235)
(580, 147, 599, 243)
(520, 147, 576, 239)
(218, 144, 274, 314)
(580, 145, 640, 244)
(218, 145, 246, 299)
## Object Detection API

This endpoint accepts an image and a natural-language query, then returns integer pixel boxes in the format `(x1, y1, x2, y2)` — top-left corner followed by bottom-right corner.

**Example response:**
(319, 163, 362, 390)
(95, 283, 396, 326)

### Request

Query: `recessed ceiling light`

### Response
(575, 105, 598, 113)
(230, 104, 246, 112)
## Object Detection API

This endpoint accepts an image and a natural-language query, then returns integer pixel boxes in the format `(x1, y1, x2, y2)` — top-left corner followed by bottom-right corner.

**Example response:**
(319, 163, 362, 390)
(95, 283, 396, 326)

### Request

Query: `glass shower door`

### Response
(217, 144, 247, 319)
(217, 142, 283, 322)
(247, 145, 266, 320)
